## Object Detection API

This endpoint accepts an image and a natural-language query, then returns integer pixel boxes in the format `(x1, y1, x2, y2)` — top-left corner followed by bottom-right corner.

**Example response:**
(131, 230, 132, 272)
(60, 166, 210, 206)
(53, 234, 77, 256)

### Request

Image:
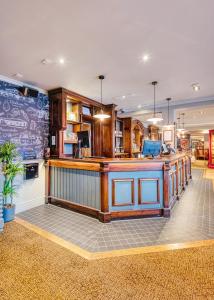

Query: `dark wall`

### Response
(0, 80, 49, 159)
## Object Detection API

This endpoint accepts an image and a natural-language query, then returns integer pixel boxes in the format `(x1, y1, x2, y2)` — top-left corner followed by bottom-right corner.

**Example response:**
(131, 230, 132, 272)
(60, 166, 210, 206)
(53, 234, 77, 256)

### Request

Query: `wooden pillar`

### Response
(189, 156, 192, 179)
(45, 160, 51, 204)
(182, 158, 185, 190)
(99, 163, 111, 222)
(175, 161, 179, 200)
(185, 157, 188, 185)
(163, 162, 171, 217)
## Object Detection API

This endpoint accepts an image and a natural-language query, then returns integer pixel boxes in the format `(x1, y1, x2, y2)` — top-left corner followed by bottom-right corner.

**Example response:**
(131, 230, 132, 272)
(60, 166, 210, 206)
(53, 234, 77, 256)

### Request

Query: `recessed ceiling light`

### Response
(137, 104, 142, 109)
(192, 83, 200, 91)
(13, 73, 23, 78)
(59, 58, 65, 65)
(122, 95, 126, 99)
(142, 54, 150, 62)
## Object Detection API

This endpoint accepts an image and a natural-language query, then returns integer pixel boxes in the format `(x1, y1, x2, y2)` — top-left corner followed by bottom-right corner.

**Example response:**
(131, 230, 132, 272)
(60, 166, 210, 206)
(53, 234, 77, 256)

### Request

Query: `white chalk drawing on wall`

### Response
(0, 80, 49, 159)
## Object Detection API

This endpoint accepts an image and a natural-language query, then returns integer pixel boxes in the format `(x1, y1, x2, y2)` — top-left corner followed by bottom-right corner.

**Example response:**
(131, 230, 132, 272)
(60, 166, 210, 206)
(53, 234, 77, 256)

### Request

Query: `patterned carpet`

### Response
(0, 221, 214, 300)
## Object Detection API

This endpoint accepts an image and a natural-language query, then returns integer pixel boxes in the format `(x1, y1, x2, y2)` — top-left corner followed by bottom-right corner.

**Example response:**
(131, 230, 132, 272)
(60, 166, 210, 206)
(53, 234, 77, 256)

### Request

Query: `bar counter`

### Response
(45, 154, 191, 222)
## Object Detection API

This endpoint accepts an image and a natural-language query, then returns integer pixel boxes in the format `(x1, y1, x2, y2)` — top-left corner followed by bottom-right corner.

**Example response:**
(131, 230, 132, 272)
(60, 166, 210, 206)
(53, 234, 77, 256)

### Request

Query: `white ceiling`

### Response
(1, 0, 214, 111)
(175, 106, 214, 131)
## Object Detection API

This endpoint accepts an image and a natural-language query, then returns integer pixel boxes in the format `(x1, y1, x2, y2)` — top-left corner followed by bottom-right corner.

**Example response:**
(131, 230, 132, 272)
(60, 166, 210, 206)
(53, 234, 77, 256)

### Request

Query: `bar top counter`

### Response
(47, 153, 189, 172)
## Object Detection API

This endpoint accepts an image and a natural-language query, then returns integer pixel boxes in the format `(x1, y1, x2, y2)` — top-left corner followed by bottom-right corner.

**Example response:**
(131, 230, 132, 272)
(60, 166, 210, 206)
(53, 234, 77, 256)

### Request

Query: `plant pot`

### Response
(3, 205, 15, 223)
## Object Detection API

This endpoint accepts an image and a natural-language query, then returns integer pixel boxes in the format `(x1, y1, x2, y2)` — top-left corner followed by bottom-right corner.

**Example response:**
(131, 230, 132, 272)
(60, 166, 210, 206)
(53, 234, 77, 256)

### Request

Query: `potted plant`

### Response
(0, 142, 23, 222)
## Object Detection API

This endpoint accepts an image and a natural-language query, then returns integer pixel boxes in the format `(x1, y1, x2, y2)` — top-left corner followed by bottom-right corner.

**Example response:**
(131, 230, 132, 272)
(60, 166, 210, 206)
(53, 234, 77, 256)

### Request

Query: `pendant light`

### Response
(163, 97, 172, 128)
(177, 113, 184, 132)
(181, 112, 186, 132)
(147, 81, 163, 124)
(94, 75, 110, 120)
(176, 116, 181, 137)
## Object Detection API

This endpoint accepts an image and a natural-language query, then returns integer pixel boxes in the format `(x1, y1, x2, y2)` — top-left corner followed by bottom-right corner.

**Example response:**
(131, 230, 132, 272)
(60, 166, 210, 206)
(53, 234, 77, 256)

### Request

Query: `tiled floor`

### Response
(17, 168, 214, 252)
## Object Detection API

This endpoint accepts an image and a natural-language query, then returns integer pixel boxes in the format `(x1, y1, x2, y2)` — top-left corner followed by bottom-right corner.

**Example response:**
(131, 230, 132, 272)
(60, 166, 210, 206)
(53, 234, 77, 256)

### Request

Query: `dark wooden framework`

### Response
(122, 117, 144, 157)
(48, 87, 117, 158)
(45, 154, 192, 222)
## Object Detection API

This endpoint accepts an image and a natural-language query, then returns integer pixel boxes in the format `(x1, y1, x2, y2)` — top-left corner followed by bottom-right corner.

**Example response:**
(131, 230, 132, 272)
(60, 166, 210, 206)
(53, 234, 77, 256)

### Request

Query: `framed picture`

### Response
(163, 130, 173, 142)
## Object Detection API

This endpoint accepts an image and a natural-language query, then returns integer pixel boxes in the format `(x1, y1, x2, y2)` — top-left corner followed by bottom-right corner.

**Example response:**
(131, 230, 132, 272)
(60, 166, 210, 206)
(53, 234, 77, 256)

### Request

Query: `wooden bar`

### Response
(47, 153, 191, 222)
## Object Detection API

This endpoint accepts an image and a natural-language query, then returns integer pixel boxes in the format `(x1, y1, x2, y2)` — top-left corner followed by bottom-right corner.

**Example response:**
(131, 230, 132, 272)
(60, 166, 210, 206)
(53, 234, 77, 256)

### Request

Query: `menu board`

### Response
(0, 80, 49, 159)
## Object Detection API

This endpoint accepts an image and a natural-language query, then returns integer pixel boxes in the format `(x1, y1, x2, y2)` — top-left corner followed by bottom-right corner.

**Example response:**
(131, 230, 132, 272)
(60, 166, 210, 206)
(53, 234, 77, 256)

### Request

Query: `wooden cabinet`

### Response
(122, 117, 144, 157)
(208, 130, 214, 168)
(148, 125, 159, 140)
(132, 120, 144, 156)
(48, 87, 116, 158)
(115, 118, 129, 157)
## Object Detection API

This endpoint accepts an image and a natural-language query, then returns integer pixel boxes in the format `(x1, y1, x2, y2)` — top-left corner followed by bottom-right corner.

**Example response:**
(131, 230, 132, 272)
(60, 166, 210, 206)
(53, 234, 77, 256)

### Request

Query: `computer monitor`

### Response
(77, 131, 90, 148)
(142, 140, 161, 157)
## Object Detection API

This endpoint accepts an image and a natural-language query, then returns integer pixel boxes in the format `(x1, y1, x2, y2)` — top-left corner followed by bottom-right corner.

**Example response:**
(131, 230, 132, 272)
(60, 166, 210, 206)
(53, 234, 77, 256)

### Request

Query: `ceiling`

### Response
(1, 0, 214, 112)
(175, 106, 214, 131)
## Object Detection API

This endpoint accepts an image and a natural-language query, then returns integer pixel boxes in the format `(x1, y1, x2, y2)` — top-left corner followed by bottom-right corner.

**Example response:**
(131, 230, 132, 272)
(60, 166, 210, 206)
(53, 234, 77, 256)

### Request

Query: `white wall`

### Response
(13, 160, 45, 213)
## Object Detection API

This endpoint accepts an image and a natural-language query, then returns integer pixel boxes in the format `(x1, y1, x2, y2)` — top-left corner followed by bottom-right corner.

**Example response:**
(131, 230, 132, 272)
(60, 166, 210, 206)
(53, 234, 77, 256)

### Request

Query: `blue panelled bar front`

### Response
(46, 154, 191, 222)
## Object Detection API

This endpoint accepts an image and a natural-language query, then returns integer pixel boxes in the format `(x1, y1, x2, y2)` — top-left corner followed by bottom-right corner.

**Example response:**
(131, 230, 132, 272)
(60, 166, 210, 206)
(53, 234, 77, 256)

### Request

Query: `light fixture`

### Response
(192, 83, 200, 91)
(59, 58, 65, 65)
(137, 104, 142, 109)
(147, 81, 163, 124)
(176, 114, 185, 132)
(163, 98, 174, 129)
(122, 95, 126, 99)
(93, 75, 110, 121)
(181, 113, 186, 132)
(142, 54, 150, 62)
(41, 58, 52, 65)
(13, 73, 23, 79)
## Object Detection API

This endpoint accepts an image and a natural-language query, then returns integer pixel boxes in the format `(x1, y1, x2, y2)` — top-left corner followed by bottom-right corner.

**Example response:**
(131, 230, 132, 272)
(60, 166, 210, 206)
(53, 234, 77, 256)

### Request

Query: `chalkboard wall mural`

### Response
(0, 80, 49, 159)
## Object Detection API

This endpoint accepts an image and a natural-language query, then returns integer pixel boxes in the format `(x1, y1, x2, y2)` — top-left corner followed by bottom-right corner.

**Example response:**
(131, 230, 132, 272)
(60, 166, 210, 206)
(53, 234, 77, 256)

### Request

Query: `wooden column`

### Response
(175, 161, 179, 200)
(182, 158, 185, 190)
(188, 156, 192, 180)
(45, 161, 51, 204)
(163, 162, 171, 217)
(185, 157, 188, 185)
(99, 163, 111, 222)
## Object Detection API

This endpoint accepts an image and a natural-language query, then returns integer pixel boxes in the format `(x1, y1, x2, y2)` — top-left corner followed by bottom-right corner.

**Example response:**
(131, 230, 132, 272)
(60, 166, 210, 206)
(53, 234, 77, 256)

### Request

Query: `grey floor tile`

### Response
(17, 169, 214, 252)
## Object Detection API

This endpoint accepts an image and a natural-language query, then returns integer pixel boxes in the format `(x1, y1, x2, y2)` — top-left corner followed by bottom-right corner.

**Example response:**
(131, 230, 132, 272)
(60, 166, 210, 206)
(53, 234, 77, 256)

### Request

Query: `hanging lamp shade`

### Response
(93, 75, 110, 120)
(147, 81, 163, 124)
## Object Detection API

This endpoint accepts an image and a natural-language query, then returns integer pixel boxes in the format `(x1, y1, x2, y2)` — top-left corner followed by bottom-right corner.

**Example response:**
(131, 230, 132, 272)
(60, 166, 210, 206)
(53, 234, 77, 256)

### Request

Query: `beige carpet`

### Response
(0, 222, 214, 299)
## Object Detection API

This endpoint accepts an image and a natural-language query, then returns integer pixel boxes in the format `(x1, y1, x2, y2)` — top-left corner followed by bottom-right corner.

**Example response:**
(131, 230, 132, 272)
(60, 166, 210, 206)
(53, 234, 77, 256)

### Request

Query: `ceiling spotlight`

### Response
(122, 95, 126, 99)
(59, 58, 65, 65)
(142, 54, 150, 62)
(192, 83, 200, 91)
(13, 73, 23, 78)
(41, 58, 52, 65)
(137, 104, 142, 109)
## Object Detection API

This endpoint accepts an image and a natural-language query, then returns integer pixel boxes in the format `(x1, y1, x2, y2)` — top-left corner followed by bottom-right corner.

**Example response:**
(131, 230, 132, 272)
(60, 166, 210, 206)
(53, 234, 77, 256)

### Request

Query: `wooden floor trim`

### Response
(15, 217, 214, 261)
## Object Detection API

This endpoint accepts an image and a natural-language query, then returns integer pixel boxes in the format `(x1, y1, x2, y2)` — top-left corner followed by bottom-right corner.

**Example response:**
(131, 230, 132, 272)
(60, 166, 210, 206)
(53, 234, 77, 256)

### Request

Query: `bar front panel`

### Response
(50, 166, 101, 210)
(108, 170, 163, 211)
